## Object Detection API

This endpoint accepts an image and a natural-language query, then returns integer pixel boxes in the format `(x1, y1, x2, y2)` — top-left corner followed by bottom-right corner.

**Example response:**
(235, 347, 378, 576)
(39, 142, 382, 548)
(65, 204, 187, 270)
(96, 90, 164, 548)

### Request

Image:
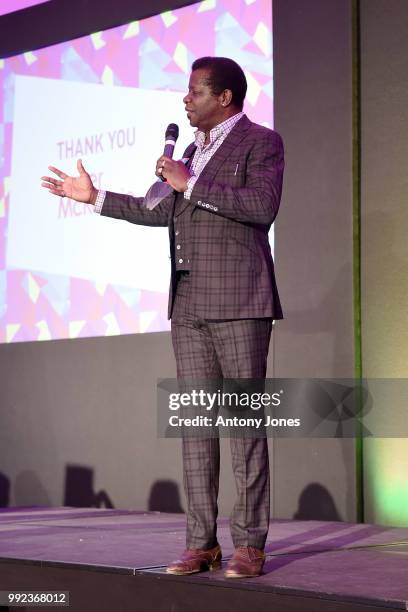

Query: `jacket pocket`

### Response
(226, 237, 261, 272)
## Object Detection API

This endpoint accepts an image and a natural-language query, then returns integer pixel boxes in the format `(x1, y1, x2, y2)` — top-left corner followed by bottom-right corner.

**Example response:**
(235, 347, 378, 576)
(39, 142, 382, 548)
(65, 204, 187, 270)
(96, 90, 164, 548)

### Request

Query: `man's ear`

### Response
(220, 89, 233, 107)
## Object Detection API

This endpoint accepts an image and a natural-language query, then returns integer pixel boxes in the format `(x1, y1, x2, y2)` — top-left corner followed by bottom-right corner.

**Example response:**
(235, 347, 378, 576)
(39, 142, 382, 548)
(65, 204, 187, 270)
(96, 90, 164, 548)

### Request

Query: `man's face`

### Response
(183, 69, 225, 132)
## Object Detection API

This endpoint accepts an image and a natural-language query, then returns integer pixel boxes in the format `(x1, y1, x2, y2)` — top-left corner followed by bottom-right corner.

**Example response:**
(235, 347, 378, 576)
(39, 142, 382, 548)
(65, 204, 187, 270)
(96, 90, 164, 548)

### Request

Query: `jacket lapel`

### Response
(173, 142, 197, 217)
(193, 114, 252, 186)
(184, 142, 197, 166)
(173, 115, 252, 218)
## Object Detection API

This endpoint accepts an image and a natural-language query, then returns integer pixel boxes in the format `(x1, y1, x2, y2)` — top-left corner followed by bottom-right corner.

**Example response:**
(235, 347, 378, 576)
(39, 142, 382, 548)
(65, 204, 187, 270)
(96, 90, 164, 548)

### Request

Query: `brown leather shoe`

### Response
(166, 544, 222, 575)
(224, 546, 266, 578)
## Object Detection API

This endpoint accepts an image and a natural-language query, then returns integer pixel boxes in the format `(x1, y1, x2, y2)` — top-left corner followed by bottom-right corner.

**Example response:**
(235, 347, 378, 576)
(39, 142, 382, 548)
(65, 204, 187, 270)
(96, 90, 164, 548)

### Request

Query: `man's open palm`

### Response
(41, 159, 97, 204)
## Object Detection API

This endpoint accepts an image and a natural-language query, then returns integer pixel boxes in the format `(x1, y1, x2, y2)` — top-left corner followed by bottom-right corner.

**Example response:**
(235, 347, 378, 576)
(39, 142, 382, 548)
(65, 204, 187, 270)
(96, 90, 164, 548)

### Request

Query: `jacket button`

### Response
(214, 207, 218, 212)
(179, 258, 183, 264)
(197, 200, 202, 205)
(175, 230, 179, 236)
(176, 245, 181, 250)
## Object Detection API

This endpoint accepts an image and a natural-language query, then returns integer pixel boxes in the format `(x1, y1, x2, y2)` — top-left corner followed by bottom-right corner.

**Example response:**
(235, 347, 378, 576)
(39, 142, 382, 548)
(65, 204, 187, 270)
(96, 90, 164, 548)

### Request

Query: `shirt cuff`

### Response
(184, 175, 198, 200)
(94, 189, 106, 214)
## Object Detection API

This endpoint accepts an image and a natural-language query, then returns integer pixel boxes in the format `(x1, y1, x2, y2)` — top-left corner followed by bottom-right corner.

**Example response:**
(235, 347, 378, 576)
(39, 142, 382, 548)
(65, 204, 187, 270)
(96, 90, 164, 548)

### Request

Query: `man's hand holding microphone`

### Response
(155, 123, 190, 192)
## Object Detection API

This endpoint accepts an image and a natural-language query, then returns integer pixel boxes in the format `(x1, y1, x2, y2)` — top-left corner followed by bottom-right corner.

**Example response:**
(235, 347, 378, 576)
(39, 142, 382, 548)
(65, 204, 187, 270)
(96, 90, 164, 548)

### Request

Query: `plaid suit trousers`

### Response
(171, 272, 272, 550)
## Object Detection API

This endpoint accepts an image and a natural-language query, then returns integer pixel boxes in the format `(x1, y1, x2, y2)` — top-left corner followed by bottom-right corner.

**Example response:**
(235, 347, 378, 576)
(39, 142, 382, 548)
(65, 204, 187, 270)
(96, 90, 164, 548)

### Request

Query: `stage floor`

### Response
(0, 507, 407, 611)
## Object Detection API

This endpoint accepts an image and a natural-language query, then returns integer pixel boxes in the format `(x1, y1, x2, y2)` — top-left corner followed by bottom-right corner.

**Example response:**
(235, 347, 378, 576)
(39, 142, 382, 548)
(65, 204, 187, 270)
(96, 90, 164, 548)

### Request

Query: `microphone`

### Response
(160, 123, 179, 181)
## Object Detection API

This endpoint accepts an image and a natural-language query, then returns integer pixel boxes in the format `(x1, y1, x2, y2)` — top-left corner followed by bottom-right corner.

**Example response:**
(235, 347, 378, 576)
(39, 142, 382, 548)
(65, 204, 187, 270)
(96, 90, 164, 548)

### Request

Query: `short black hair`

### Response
(191, 56, 247, 110)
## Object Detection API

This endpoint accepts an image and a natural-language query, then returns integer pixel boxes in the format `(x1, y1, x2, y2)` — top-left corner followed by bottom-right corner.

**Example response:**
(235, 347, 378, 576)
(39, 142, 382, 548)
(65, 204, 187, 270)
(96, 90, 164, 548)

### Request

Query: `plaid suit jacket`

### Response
(101, 114, 284, 320)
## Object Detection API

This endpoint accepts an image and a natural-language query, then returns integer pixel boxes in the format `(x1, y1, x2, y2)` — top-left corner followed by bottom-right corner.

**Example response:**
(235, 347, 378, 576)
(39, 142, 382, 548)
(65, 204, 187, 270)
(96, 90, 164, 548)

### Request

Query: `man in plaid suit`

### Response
(41, 56, 284, 578)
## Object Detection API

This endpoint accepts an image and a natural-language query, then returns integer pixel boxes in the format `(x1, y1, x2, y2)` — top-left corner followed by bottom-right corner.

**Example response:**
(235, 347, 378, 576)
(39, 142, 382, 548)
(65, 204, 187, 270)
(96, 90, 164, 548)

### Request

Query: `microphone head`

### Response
(165, 123, 179, 141)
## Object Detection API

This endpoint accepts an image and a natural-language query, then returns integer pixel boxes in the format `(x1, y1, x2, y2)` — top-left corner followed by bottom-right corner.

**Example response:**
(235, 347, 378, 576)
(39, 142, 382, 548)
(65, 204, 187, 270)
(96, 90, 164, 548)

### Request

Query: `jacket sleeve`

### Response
(189, 130, 284, 225)
(100, 190, 174, 227)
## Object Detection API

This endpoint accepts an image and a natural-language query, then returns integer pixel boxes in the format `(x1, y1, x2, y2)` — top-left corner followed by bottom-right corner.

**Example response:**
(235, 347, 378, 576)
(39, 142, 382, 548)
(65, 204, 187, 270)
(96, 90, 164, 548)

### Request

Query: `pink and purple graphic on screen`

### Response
(0, 0, 274, 343)
(0, 0, 50, 17)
